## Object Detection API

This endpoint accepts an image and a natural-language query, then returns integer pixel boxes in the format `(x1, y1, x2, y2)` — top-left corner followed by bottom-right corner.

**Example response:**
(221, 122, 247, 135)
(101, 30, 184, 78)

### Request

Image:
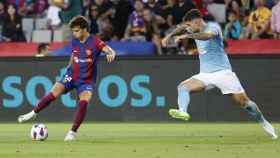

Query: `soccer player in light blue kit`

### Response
(162, 9, 278, 139)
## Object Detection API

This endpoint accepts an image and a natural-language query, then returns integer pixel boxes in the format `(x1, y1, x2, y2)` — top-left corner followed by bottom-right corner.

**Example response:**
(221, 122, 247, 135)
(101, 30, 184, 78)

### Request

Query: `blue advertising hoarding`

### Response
(0, 56, 280, 122)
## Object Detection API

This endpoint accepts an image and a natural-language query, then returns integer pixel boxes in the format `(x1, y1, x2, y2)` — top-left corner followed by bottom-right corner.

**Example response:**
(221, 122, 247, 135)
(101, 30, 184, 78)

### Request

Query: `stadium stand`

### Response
(0, 0, 279, 56)
(32, 30, 52, 43)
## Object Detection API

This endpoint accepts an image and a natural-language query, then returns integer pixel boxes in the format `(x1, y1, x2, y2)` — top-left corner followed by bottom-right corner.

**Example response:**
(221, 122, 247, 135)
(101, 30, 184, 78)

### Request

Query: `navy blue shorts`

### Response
(59, 73, 93, 95)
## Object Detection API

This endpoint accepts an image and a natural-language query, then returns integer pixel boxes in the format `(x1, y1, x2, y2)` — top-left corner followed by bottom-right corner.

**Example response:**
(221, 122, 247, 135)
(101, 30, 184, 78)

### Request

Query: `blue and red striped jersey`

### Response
(68, 35, 106, 85)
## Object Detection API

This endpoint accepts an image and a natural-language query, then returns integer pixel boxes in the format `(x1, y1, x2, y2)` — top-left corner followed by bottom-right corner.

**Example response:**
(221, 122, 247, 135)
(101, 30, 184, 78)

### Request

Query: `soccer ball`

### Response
(30, 123, 48, 141)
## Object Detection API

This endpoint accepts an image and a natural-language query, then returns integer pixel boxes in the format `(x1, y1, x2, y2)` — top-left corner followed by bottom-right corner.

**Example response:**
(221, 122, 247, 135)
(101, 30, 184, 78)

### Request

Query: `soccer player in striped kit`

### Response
(18, 16, 116, 141)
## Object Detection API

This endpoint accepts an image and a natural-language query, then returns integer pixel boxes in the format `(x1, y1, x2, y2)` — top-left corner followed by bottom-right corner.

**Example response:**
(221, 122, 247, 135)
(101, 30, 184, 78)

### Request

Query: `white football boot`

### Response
(64, 130, 77, 141)
(18, 111, 37, 123)
(262, 120, 278, 139)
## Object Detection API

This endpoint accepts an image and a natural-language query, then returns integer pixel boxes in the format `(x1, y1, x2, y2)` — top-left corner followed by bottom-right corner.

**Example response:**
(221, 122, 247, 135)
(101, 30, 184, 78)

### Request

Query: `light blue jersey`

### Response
(195, 22, 232, 73)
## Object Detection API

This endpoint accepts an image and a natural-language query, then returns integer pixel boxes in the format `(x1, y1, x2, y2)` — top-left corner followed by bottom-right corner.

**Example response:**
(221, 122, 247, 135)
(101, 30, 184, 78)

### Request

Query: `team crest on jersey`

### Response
(86, 49, 92, 56)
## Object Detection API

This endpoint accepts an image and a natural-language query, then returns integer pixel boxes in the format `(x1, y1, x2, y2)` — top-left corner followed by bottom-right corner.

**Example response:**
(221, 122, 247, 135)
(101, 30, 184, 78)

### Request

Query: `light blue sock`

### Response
(177, 85, 190, 112)
(244, 100, 266, 124)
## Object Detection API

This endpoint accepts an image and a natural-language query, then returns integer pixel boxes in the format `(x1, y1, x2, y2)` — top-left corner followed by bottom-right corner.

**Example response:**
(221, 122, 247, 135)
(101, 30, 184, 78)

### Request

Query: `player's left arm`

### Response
(94, 37, 116, 63)
(102, 46, 116, 63)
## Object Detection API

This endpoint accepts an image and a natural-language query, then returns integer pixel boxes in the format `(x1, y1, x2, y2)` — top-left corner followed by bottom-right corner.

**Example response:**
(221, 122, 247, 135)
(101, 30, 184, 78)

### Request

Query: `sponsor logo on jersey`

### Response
(74, 57, 93, 63)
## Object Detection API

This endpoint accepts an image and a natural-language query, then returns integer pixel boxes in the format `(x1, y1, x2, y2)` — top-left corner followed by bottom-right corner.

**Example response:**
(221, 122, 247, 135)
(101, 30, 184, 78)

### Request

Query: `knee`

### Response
(239, 98, 249, 107)
(177, 83, 189, 92)
(177, 83, 183, 90)
(48, 91, 59, 100)
(49, 91, 59, 99)
(234, 94, 250, 107)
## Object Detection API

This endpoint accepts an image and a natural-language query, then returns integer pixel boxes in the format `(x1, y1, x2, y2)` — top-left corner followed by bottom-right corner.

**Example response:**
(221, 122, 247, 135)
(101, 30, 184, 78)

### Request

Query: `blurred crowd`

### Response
(0, 0, 279, 55)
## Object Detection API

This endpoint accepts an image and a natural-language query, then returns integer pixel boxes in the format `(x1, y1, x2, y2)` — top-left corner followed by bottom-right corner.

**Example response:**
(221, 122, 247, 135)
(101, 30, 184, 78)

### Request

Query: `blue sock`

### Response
(244, 100, 266, 124)
(177, 85, 190, 112)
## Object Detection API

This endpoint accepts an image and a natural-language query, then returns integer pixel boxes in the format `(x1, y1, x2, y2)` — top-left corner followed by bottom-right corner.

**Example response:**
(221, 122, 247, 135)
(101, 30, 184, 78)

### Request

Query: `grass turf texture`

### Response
(0, 123, 279, 158)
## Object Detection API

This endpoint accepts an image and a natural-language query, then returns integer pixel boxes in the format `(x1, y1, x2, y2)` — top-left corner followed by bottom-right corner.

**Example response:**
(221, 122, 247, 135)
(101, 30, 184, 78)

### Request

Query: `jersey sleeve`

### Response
(93, 36, 107, 52)
(204, 24, 220, 36)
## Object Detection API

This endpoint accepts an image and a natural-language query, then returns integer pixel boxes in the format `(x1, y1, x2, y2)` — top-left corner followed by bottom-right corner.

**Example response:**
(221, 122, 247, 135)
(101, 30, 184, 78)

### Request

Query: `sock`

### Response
(71, 100, 88, 132)
(33, 93, 56, 113)
(243, 100, 266, 124)
(177, 85, 190, 112)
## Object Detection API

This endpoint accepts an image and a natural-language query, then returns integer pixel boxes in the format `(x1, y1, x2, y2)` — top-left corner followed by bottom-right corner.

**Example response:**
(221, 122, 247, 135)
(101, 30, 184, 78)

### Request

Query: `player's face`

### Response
(71, 27, 86, 39)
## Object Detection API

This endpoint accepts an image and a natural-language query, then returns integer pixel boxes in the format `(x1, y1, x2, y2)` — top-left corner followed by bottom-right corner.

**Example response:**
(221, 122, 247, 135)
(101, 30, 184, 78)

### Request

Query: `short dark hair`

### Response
(69, 16, 90, 31)
(183, 9, 202, 22)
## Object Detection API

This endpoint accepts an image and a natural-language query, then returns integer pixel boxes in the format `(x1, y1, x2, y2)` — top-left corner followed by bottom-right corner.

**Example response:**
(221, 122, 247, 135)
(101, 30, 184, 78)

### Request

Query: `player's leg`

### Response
(232, 93, 265, 123)
(232, 93, 278, 139)
(169, 78, 206, 121)
(177, 78, 206, 112)
(72, 91, 92, 132)
(213, 70, 277, 139)
(18, 82, 66, 123)
(64, 89, 92, 141)
(33, 82, 66, 113)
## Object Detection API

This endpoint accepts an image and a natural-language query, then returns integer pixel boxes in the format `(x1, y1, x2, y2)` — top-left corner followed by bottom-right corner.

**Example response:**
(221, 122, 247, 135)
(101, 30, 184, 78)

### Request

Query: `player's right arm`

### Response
(66, 54, 74, 68)
(161, 24, 189, 47)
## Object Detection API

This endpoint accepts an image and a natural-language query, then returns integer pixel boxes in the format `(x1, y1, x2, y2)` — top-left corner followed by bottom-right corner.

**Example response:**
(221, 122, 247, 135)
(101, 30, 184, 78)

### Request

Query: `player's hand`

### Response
(106, 51, 116, 63)
(174, 35, 187, 43)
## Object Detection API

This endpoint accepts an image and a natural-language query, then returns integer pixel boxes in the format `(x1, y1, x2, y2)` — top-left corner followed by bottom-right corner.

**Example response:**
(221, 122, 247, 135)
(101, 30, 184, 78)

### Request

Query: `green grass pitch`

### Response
(0, 123, 279, 158)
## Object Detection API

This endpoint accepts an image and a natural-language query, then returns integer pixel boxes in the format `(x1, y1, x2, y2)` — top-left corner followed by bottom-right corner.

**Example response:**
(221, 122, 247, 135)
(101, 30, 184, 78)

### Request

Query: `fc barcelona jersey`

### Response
(67, 35, 106, 85)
